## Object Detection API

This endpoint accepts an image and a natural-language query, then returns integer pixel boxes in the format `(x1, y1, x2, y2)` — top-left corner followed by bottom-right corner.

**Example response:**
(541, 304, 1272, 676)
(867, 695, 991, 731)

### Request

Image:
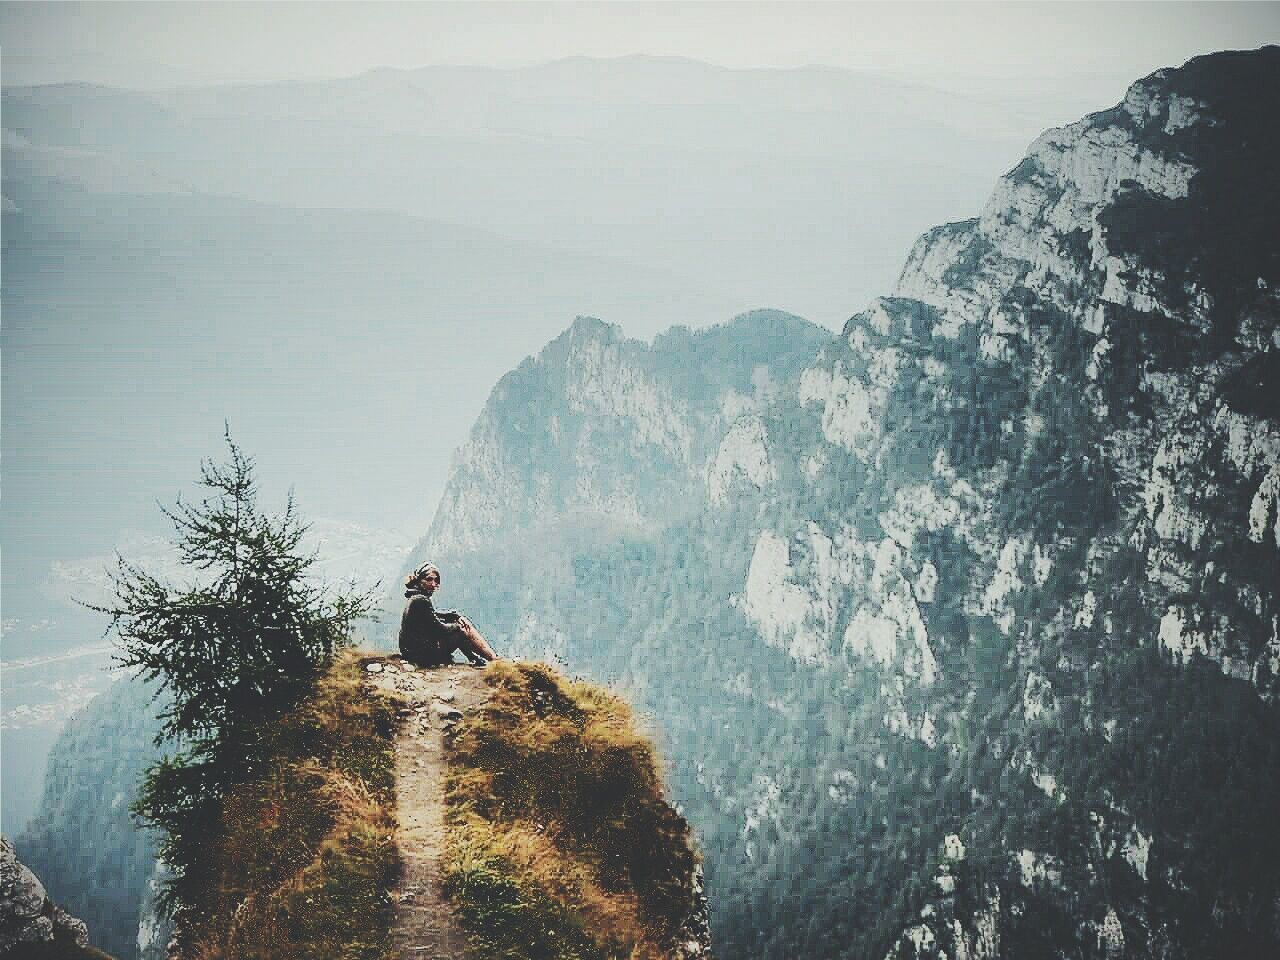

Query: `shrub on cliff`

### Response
(91, 433, 376, 944)
(178, 651, 401, 959)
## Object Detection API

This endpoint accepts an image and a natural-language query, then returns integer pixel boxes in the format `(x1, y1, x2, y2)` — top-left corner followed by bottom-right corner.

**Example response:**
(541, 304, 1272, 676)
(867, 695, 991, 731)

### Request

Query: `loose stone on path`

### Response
(362, 656, 491, 960)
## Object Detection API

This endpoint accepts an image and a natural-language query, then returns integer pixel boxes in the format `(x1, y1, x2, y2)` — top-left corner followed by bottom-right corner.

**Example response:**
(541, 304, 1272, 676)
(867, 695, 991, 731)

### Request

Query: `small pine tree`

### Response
(91, 431, 375, 932)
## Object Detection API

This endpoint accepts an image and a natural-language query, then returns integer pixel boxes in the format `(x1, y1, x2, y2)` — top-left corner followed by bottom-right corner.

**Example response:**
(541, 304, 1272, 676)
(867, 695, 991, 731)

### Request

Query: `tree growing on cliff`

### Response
(92, 430, 375, 921)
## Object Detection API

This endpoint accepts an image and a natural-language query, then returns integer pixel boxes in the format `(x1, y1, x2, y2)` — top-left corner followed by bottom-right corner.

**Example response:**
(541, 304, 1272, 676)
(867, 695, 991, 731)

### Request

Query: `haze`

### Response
(4, 2, 1279, 92)
(2, 0, 1278, 831)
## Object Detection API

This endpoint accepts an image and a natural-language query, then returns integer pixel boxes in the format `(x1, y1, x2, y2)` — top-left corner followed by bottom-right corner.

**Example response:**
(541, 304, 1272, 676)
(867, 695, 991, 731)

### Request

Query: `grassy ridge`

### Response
(181, 651, 402, 960)
(443, 661, 699, 960)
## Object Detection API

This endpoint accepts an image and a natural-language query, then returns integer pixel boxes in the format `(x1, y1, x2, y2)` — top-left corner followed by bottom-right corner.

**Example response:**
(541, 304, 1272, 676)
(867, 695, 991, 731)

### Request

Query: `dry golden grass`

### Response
(181, 650, 402, 960)
(443, 661, 698, 960)
(167, 654, 697, 960)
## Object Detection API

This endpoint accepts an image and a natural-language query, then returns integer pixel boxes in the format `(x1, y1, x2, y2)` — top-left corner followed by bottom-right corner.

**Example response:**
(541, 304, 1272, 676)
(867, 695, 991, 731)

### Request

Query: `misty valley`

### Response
(3, 39, 1280, 960)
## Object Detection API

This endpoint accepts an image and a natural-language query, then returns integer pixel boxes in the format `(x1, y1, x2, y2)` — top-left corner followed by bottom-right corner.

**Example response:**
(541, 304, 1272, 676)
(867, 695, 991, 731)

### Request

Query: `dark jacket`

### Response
(399, 588, 464, 665)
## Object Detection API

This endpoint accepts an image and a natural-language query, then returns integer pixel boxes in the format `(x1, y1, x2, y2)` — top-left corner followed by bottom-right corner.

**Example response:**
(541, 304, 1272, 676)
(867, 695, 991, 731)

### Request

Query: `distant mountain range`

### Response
(3, 55, 1041, 642)
(404, 47, 1280, 959)
(2, 55, 1063, 845)
(16, 48, 1280, 960)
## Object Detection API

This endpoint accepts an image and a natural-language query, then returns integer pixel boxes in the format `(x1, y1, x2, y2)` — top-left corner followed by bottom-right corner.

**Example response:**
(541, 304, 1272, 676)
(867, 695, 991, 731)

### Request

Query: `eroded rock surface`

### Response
(1, 835, 91, 954)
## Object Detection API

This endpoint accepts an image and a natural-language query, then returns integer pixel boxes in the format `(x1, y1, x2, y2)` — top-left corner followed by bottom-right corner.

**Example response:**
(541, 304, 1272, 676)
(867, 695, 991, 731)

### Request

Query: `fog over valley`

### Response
(3, 6, 1279, 960)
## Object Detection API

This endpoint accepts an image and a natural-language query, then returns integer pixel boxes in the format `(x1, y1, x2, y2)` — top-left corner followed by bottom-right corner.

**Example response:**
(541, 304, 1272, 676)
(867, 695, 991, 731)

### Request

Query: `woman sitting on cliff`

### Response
(399, 562, 500, 667)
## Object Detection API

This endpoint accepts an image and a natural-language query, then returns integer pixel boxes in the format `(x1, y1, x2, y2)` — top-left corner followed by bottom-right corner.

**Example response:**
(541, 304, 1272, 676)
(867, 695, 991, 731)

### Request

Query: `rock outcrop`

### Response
(367, 656, 714, 960)
(0, 835, 93, 955)
(16, 677, 164, 960)
(405, 48, 1280, 960)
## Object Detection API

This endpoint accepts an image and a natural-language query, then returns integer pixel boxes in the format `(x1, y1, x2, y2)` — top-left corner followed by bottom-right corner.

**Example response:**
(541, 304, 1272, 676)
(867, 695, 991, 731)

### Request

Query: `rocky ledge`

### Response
(1, 835, 94, 956)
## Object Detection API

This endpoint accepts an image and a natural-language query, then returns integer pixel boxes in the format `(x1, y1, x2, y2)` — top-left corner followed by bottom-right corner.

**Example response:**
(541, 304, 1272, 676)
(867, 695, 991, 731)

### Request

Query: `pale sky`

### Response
(2, 1, 1278, 91)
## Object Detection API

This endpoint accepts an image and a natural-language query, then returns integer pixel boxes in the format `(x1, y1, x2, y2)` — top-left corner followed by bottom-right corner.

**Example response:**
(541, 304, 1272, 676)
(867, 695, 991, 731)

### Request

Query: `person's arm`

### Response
(423, 598, 465, 636)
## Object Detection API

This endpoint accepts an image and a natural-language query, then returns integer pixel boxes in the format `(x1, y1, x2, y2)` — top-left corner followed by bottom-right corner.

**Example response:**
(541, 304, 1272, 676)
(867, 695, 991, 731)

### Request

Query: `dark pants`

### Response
(400, 630, 465, 666)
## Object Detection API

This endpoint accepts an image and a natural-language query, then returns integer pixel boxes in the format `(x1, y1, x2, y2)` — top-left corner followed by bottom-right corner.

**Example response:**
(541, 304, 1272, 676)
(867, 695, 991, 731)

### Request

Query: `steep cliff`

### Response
(0, 836, 111, 958)
(424, 308, 828, 564)
(406, 48, 1280, 960)
(16, 677, 164, 960)
(368, 657, 711, 960)
(98, 651, 707, 960)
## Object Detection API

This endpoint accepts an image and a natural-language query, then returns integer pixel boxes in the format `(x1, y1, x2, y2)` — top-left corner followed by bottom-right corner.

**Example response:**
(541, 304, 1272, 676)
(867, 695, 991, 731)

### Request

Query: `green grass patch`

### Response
(443, 850, 617, 960)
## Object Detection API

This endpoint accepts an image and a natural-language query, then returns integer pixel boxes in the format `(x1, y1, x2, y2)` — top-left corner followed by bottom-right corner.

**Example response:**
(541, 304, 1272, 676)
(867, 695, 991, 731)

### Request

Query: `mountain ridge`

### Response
(17, 45, 1280, 960)
(408, 46, 1280, 959)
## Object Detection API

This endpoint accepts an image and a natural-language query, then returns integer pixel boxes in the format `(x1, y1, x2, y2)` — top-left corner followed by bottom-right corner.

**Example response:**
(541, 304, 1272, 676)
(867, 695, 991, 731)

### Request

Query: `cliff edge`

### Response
(162, 651, 709, 960)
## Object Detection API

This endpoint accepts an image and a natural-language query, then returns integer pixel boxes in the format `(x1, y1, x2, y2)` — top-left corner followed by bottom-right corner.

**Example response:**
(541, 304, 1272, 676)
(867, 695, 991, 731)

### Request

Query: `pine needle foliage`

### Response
(89, 432, 376, 944)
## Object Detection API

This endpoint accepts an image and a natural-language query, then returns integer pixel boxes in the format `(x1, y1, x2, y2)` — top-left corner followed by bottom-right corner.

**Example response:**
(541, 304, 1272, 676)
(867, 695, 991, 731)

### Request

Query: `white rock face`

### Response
(1144, 434, 1211, 551)
(1223, 407, 1280, 477)
(571, 464, 647, 529)
(136, 858, 174, 960)
(1162, 93, 1203, 134)
(1159, 607, 1208, 663)
(1123, 827, 1152, 882)
(1099, 905, 1126, 959)
(429, 412, 523, 556)
(845, 606, 901, 670)
(867, 62, 1276, 700)
(827, 769, 858, 804)
(972, 892, 1002, 959)
(799, 363, 880, 459)
(565, 331, 693, 462)
(741, 773, 783, 855)
(708, 417, 775, 505)
(836, 529, 940, 695)
(905, 923, 936, 952)
(1022, 672, 1056, 723)
(879, 484, 964, 552)
(0, 841, 46, 925)
(744, 526, 847, 665)
(1031, 767, 1061, 801)
(426, 321, 707, 559)
(1017, 848, 1063, 889)
(1249, 464, 1280, 547)
(980, 537, 1029, 635)
(1076, 590, 1098, 629)
(893, 71, 1203, 361)
(0, 836, 91, 954)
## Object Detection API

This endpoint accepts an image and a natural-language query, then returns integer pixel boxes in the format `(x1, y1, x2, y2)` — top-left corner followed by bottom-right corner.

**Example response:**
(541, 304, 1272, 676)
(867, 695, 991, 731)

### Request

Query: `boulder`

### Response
(0, 835, 93, 953)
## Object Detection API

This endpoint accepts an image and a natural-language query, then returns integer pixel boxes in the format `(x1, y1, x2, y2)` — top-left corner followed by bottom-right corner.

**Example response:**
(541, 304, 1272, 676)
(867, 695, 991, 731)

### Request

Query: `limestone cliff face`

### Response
(420, 310, 829, 564)
(410, 49, 1280, 960)
(134, 861, 172, 960)
(0, 835, 96, 956)
(894, 47, 1277, 679)
(16, 677, 164, 960)
(790, 47, 1279, 704)
(23, 46, 1280, 960)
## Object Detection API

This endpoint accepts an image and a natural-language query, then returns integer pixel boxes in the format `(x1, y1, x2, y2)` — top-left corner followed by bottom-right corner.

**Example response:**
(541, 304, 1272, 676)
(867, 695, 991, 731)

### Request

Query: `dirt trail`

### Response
(364, 658, 491, 960)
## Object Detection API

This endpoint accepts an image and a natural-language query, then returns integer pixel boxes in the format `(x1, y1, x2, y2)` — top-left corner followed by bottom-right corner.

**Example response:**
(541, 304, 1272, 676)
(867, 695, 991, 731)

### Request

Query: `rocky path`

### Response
(363, 657, 491, 960)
